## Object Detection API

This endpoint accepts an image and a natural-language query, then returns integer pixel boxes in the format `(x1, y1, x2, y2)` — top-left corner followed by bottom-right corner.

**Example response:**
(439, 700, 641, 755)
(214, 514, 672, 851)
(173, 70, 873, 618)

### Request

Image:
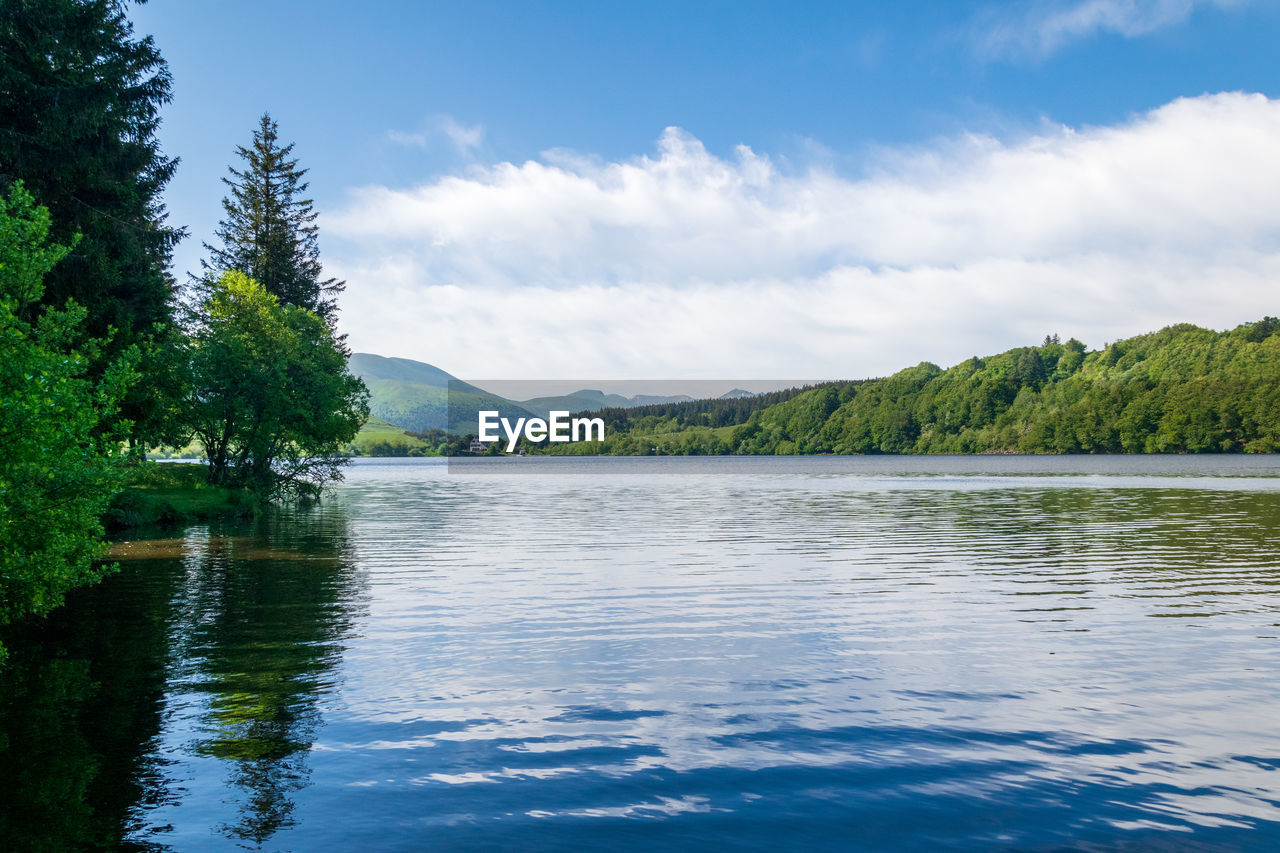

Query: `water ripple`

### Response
(3, 457, 1279, 850)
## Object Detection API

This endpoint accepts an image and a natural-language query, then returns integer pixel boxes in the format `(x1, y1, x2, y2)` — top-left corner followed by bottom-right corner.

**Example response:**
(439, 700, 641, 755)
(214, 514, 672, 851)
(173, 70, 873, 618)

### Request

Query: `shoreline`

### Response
(105, 462, 258, 531)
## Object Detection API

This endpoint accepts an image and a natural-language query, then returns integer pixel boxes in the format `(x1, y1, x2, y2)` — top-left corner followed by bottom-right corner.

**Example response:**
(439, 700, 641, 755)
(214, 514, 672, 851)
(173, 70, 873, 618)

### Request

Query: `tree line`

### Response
(1, 2, 367, 646)
(543, 323, 1280, 455)
(587, 383, 846, 433)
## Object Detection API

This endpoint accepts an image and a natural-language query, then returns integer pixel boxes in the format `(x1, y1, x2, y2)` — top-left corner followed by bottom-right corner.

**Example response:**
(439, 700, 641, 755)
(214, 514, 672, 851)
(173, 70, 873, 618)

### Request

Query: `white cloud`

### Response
(386, 129, 430, 148)
(328, 92, 1280, 379)
(439, 117, 484, 155)
(973, 0, 1247, 60)
(387, 115, 485, 155)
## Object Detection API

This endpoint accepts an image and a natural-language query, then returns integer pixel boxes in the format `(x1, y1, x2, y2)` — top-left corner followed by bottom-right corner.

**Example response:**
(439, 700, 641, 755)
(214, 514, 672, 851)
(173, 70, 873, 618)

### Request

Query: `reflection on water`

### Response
(0, 505, 362, 850)
(2, 457, 1280, 850)
(0, 525, 183, 851)
(166, 515, 364, 846)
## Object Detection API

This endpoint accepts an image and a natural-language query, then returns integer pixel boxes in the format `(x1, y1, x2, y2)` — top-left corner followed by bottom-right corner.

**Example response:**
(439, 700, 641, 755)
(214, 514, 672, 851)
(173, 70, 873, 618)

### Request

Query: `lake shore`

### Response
(105, 462, 257, 531)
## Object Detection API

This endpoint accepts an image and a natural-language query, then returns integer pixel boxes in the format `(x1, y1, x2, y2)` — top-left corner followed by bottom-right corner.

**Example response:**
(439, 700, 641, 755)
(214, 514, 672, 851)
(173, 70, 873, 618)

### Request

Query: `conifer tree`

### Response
(202, 114, 344, 324)
(0, 0, 182, 442)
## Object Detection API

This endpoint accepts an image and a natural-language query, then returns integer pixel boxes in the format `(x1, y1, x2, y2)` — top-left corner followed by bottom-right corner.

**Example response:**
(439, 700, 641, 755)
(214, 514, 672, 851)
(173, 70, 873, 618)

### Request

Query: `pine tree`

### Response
(0, 0, 183, 442)
(202, 114, 344, 324)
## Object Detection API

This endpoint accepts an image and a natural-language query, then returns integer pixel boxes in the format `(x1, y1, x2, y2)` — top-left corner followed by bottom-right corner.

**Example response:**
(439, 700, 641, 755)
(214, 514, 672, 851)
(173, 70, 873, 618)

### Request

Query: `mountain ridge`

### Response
(350, 353, 758, 432)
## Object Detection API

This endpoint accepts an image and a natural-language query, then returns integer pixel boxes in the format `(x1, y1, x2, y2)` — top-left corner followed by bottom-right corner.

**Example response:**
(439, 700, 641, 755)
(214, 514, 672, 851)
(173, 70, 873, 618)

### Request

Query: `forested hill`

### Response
(587, 383, 846, 432)
(557, 319, 1280, 455)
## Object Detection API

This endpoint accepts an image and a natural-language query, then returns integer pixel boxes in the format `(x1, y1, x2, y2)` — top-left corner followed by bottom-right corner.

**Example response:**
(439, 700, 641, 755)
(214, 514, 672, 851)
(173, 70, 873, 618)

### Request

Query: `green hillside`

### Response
(351, 354, 705, 433)
(357, 378, 532, 434)
(349, 416, 439, 456)
(541, 319, 1280, 455)
(348, 353, 487, 393)
(350, 353, 533, 433)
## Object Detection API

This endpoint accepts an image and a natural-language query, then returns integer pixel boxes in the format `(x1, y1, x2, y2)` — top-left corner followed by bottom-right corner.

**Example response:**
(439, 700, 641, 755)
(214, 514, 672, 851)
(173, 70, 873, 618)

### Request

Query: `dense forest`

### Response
(541, 321, 1280, 455)
(589, 383, 844, 433)
(1, 2, 366, 650)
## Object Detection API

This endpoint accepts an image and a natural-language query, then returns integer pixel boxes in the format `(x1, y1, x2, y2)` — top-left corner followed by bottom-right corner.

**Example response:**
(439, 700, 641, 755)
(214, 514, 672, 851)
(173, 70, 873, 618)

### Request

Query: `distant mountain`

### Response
(349, 353, 532, 433)
(628, 394, 695, 407)
(350, 353, 749, 434)
(348, 353, 487, 395)
(718, 389, 756, 399)
(518, 389, 633, 418)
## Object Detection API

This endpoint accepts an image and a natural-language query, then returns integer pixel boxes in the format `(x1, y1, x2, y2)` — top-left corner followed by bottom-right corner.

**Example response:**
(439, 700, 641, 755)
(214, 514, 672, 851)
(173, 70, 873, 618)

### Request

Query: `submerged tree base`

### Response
(105, 463, 258, 531)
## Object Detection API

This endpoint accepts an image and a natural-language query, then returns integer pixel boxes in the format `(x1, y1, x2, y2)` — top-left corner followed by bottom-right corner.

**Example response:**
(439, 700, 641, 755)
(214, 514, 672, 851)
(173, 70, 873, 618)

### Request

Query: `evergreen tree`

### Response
(0, 184, 137, 644)
(0, 0, 182, 442)
(202, 114, 344, 325)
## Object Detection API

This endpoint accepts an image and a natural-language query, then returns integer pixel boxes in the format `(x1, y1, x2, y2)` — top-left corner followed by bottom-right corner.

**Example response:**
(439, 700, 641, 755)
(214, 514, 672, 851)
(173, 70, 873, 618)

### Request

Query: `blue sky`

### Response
(130, 1, 1280, 378)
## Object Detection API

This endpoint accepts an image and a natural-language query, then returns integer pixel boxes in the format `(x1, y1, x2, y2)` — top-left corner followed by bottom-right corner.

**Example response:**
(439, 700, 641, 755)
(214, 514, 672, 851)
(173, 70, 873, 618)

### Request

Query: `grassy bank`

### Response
(106, 462, 257, 530)
(153, 417, 445, 459)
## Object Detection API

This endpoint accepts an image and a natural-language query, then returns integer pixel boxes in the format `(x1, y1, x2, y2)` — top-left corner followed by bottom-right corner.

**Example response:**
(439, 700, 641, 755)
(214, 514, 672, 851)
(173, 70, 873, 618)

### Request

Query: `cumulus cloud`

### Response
(328, 92, 1280, 379)
(973, 0, 1248, 60)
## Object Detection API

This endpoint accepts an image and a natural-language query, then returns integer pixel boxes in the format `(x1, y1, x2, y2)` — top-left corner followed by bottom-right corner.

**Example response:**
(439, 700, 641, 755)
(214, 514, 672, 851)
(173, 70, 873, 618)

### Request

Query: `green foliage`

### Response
(105, 462, 254, 529)
(590, 383, 841, 434)
(0, 184, 136, 636)
(182, 272, 369, 499)
(576, 322, 1280, 456)
(0, 0, 182, 444)
(201, 114, 342, 323)
(409, 428, 478, 456)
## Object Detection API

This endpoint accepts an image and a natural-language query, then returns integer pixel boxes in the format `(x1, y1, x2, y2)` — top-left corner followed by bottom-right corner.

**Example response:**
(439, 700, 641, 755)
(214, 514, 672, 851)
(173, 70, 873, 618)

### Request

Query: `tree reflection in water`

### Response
(0, 500, 364, 851)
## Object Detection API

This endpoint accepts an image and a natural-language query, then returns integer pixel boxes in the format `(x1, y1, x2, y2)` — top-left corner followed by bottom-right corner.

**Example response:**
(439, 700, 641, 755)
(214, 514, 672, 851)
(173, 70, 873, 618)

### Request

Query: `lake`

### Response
(2, 456, 1279, 850)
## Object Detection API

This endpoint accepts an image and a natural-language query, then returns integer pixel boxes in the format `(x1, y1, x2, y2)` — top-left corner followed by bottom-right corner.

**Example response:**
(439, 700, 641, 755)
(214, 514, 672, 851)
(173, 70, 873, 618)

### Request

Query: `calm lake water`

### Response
(3, 456, 1280, 850)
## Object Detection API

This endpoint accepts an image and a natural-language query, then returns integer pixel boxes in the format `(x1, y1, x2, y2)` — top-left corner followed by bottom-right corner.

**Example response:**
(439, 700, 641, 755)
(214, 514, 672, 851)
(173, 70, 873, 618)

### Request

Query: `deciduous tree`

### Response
(184, 272, 367, 499)
(0, 184, 137, 643)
